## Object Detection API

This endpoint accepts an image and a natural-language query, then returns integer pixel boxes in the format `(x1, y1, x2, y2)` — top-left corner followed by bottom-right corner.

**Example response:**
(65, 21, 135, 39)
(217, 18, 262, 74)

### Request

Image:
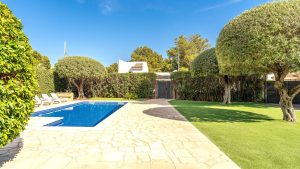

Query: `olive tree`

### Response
(192, 48, 234, 104)
(216, 0, 300, 122)
(54, 56, 106, 98)
(0, 2, 37, 147)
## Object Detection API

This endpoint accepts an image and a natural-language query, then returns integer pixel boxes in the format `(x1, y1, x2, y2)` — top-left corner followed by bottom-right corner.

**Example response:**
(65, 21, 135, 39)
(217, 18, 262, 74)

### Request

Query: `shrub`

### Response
(171, 72, 265, 102)
(36, 65, 54, 94)
(192, 48, 219, 76)
(124, 93, 138, 100)
(54, 56, 106, 98)
(86, 73, 156, 99)
(0, 2, 36, 147)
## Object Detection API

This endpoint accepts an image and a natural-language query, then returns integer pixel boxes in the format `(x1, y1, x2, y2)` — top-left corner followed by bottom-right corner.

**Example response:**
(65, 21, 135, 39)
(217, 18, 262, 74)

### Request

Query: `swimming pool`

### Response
(32, 102, 126, 127)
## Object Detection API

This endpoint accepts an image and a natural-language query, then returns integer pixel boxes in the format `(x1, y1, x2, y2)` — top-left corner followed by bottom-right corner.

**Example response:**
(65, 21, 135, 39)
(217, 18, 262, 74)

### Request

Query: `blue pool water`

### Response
(32, 102, 125, 127)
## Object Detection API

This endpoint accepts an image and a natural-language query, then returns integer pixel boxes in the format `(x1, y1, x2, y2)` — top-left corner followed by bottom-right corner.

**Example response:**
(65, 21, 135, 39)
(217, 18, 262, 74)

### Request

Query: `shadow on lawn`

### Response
(176, 106, 274, 123)
(0, 137, 23, 167)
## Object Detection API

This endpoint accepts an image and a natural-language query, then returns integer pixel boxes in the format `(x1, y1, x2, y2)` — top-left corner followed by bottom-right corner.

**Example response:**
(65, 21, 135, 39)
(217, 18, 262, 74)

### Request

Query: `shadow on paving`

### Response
(0, 137, 23, 167)
(172, 106, 274, 123)
(143, 107, 187, 121)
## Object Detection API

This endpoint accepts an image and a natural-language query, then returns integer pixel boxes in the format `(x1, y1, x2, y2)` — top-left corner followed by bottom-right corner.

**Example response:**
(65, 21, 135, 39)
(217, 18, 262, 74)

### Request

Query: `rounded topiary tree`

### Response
(192, 48, 219, 76)
(192, 48, 233, 104)
(216, 0, 300, 122)
(0, 2, 36, 147)
(54, 56, 106, 98)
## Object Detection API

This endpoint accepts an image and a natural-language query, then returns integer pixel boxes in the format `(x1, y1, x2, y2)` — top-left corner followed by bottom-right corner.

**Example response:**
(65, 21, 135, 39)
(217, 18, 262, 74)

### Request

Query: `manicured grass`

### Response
(170, 100, 300, 169)
(90, 97, 145, 101)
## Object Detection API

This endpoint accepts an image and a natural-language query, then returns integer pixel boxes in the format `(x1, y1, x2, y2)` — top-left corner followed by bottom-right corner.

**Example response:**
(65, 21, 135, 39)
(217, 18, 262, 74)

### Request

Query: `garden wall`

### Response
(171, 72, 265, 102)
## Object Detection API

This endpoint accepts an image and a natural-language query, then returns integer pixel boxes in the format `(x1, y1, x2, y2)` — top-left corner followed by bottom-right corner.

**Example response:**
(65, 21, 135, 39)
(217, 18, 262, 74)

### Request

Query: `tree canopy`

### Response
(131, 46, 163, 72)
(167, 34, 210, 71)
(32, 50, 51, 69)
(54, 56, 106, 98)
(216, 0, 300, 122)
(0, 2, 36, 147)
(106, 63, 118, 73)
(192, 48, 219, 76)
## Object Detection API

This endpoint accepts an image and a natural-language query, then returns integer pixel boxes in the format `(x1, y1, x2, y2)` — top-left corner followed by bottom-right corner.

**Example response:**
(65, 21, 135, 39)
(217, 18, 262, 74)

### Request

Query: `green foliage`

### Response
(86, 73, 156, 99)
(54, 56, 106, 98)
(124, 92, 138, 100)
(36, 65, 54, 94)
(33, 50, 54, 94)
(131, 46, 163, 72)
(32, 50, 51, 69)
(0, 2, 36, 147)
(216, 0, 300, 75)
(106, 63, 118, 73)
(167, 34, 210, 70)
(192, 48, 219, 76)
(54, 56, 106, 80)
(171, 72, 265, 102)
(161, 58, 173, 72)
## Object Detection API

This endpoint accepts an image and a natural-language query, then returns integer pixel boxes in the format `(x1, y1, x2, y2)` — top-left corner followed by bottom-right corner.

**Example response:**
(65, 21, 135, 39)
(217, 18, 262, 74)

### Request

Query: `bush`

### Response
(171, 72, 265, 102)
(54, 56, 106, 98)
(85, 73, 156, 99)
(36, 66, 54, 94)
(0, 2, 36, 147)
(192, 48, 218, 76)
(124, 93, 138, 100)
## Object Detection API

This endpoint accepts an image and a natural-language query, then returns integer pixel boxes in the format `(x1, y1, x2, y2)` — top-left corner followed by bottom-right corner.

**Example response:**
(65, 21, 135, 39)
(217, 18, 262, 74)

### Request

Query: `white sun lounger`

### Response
(42, 94, 59, 104)
(50, 93, 68, 103)
(35, 95, 52, 106)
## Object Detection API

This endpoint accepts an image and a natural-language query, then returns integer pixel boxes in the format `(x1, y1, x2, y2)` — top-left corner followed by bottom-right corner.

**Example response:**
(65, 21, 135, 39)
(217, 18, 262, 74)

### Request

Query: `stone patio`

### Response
(0, 99, 240, 169)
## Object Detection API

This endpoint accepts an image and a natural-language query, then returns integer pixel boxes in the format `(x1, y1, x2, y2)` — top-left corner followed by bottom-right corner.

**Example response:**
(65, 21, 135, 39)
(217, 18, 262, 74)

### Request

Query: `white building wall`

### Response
(118, 59, 149, 73)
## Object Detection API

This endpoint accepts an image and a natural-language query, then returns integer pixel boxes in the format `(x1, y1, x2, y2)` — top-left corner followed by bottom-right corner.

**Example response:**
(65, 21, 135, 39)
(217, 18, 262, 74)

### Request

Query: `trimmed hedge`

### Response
(171, 72, 265, 102)
(86, 73, 156, 99)
(36, 66, 54, 94)
(55, 73, 156, 99)
(0, 2, 36, 147)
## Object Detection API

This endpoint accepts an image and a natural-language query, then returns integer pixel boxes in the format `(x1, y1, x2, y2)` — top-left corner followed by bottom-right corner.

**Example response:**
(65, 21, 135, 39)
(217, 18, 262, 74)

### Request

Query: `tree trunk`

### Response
(279, 93, 296, 122)
(274, 80, 296, 122)
(223, 75, 231, 104)
(273, 66, 297, 122)
(71, 79, 85, 99)
(77, 80, 85, 99)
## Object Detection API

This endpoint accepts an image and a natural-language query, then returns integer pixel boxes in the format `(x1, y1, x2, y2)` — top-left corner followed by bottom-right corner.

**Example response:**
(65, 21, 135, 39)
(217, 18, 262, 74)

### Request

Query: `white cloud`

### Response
(197, 0, 242, 12)
(99, 0, 119, 15)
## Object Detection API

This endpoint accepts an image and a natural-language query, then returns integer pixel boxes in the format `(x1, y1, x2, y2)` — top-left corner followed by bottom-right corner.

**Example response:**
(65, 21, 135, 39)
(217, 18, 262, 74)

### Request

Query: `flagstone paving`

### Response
(0, 99, 239, 169)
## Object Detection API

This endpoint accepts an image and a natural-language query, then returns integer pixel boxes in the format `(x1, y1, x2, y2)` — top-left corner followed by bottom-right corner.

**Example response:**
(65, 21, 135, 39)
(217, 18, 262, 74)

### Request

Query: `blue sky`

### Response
(2, 0, 269, 67)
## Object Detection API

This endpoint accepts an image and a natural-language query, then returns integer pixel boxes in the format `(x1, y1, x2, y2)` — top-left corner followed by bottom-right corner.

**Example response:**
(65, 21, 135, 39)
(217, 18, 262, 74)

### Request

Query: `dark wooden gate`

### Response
(266, 81, 300, 104)
(157, 81, 172, 99)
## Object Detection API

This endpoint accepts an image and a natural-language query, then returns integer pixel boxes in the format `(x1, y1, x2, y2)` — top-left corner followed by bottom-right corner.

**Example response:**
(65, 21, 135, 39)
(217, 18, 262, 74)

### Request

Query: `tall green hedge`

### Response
(171, 72, 265, 102)
(36, 66, 54, 94)
(86, 73, 156, 98)
(0, 2, 36, 147)
(55, 73, 157, 99)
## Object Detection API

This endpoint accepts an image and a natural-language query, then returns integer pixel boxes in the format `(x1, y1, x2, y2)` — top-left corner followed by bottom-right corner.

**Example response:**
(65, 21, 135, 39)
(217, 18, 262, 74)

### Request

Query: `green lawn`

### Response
(169, 100, 300, 169)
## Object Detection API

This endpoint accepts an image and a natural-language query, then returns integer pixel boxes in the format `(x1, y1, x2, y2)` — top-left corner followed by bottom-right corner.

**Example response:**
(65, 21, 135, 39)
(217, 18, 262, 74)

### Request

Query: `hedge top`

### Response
(192, 48, 219, 76)
(0, 2, 36, 147)
(54, 56, 106, 79)
(216, 0, 300, 75)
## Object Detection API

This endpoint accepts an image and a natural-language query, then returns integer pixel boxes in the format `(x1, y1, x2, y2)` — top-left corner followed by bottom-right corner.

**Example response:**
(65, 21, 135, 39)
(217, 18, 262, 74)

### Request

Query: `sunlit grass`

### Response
(170, 100, 300, 169)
